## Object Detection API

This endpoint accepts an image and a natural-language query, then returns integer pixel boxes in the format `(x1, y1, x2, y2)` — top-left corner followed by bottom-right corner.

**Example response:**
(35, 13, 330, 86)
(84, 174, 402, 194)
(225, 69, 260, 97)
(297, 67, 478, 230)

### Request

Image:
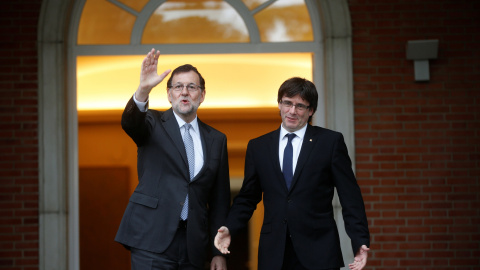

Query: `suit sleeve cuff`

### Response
(133, 93, 149, 112)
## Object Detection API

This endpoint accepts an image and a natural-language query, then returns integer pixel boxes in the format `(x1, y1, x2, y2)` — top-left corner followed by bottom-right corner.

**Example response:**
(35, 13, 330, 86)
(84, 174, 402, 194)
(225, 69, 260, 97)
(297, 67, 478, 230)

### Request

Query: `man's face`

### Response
(168, 71, 205, 121)
(278, 94, 313, 132)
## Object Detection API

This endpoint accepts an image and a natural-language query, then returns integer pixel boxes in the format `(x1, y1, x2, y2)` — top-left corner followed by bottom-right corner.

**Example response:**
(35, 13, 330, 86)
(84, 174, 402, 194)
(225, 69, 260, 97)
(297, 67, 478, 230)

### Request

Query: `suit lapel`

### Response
(268, 128, 286, 188)
(193, 119, 212, 182)
(161, 109, 190, 174)
(290, 125, 316, 190)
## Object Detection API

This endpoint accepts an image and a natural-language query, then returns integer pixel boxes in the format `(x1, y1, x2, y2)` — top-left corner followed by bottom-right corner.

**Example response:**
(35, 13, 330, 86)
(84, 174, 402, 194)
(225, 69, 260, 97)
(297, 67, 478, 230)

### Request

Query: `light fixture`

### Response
(406, 39, 439, 82)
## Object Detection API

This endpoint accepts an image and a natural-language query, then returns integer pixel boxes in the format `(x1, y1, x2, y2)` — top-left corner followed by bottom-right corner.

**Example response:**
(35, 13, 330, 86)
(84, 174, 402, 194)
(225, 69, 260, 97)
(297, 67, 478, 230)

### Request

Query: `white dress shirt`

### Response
(279, 124, 307, 174)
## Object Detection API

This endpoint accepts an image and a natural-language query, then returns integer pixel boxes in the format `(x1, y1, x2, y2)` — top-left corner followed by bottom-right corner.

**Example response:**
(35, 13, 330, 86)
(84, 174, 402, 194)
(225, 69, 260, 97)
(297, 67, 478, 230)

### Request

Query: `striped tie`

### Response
(180, 123, 194, 220)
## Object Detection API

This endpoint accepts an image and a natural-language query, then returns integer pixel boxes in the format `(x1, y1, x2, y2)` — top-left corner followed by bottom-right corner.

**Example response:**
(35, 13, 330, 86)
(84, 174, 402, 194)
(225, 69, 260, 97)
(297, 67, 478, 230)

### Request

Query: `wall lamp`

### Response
(406, 39, 439, 82)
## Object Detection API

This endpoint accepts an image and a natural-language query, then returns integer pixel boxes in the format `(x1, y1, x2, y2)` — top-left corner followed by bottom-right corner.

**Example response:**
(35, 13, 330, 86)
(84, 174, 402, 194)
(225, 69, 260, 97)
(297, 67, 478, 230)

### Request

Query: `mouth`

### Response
(285, 115, 297, 122)
(181, 98, 190, 105)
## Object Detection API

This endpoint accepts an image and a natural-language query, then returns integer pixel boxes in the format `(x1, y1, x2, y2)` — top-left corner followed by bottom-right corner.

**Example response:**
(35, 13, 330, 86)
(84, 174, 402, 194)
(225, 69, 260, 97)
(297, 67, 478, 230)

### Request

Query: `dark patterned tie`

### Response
(180, 123, 194, 220)
(283, 133, 295, 190)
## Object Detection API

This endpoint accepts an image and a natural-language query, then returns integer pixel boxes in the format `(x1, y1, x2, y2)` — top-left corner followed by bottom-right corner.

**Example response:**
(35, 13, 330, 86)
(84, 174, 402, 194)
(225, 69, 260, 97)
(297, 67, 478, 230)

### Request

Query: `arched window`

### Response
(77, 0, 314, 44)
(74, 0, 322, 112)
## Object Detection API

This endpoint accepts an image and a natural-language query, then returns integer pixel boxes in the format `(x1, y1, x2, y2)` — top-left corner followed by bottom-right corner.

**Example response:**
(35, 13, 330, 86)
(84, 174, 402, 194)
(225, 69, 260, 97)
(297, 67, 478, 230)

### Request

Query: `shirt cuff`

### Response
(133, 93, 148, 112)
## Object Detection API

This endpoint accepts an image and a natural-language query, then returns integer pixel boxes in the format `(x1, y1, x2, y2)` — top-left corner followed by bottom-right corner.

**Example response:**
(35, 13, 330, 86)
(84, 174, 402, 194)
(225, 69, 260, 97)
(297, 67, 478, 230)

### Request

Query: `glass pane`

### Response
(254, 0, 313, 42)
(77, 53, 312, 110)
(117, 0, 149, 12)
(242, 0, 270, 10)
(142, 0, 249, 44)
(78, 0, 135, 45)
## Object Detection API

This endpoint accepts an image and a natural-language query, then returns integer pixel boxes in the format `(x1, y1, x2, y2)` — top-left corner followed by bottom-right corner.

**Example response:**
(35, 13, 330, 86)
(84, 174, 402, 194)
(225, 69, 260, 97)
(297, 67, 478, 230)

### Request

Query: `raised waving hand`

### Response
(135, 48, 171, 102)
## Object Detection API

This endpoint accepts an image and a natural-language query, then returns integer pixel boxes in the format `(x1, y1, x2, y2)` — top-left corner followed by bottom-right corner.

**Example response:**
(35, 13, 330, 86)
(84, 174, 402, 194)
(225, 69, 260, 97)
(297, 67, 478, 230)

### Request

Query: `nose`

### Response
(288, 105, 297, 114)
(180, 86, 189, 95)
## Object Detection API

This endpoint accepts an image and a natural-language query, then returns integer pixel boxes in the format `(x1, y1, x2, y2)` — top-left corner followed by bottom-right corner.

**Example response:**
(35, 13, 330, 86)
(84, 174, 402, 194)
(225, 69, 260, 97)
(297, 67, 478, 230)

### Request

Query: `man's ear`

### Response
(167, 89, 172, 103)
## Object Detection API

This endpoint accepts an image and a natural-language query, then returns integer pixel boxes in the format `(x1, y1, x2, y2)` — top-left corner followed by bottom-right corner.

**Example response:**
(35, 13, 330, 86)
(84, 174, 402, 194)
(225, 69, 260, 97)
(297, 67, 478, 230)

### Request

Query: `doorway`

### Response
(79, 167, 131, 270)
(38, 1, 356, 269)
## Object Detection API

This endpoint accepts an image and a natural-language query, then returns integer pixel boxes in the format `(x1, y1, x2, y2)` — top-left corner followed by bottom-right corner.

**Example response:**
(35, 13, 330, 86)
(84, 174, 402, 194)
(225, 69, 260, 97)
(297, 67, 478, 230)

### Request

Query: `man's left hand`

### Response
(348, 245, 370, 270)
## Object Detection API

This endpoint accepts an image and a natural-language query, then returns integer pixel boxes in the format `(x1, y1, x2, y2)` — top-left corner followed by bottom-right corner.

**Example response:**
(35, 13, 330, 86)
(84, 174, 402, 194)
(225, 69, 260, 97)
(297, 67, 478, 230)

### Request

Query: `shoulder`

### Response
(146, 108, 172, 123)
(198, 119, 226, 139)
(254, 129, 278, 141)
(146, 108, 166, 118)
(308, 125, 343, 139)
(248, 129, 279, 147)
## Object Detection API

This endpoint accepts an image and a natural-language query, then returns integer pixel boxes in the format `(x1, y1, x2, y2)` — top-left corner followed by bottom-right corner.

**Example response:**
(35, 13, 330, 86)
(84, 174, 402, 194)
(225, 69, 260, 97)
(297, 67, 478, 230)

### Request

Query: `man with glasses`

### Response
(115, 49, 230, 270)
(215, 77, 370, 270)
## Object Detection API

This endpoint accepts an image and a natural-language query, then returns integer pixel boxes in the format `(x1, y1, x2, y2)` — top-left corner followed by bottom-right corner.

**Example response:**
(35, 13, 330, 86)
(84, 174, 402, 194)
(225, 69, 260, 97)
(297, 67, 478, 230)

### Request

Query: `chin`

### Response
(285, 122, 298, 129)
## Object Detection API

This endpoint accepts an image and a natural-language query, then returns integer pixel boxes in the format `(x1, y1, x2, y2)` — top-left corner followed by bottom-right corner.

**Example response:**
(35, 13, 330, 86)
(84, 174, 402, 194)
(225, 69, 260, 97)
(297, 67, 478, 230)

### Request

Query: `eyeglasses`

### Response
(280, 100, 310, 112)
(170, 83, 201, 93)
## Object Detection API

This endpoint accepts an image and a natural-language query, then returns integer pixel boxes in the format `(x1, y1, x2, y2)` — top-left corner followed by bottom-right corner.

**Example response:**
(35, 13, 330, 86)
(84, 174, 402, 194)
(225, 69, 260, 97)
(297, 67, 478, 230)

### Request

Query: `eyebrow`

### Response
(284, 100, 308, 105)
(173, 82, 198, 85)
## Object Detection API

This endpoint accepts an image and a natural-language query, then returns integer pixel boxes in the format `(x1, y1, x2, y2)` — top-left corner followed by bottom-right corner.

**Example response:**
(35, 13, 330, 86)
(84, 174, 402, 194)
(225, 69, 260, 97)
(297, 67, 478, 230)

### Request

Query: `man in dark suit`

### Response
(214, 77, 370, 270)
(115, 48, 230, 270)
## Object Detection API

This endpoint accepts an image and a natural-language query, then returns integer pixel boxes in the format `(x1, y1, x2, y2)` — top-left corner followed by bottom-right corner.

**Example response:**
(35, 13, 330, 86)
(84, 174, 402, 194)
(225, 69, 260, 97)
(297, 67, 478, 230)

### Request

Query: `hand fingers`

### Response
(159, 69, 171, 81)
(215, 243, 230, 254)
(215, 241, 229, 254)
(146, 50, 153, 66)
(144, 48, 156, 68)
(348, 260, 365, 270)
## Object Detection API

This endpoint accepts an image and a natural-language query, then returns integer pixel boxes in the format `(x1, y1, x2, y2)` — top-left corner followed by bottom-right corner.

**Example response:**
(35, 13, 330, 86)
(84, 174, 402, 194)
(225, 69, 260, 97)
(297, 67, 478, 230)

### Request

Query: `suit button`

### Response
(283, 219, 287, 224)
(180, 202, 184, 206)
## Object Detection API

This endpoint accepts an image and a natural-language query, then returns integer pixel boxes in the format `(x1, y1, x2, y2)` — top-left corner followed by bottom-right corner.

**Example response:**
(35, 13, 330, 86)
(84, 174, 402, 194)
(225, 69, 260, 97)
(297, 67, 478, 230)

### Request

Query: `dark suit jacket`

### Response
(226, 125, 370, 270)
(115, 97, 231, 268)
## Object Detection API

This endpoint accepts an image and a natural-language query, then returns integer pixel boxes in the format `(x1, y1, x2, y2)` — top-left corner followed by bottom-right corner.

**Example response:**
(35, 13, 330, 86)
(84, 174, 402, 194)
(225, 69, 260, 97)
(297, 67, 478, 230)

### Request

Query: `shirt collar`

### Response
(173, 110, 199, 132)
(279, 124, 307, 141)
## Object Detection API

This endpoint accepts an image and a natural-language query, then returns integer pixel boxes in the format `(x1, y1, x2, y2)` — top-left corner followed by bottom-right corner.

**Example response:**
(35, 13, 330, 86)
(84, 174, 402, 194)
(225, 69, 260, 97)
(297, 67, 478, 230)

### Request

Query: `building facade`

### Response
(1, 0, 479, 269)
